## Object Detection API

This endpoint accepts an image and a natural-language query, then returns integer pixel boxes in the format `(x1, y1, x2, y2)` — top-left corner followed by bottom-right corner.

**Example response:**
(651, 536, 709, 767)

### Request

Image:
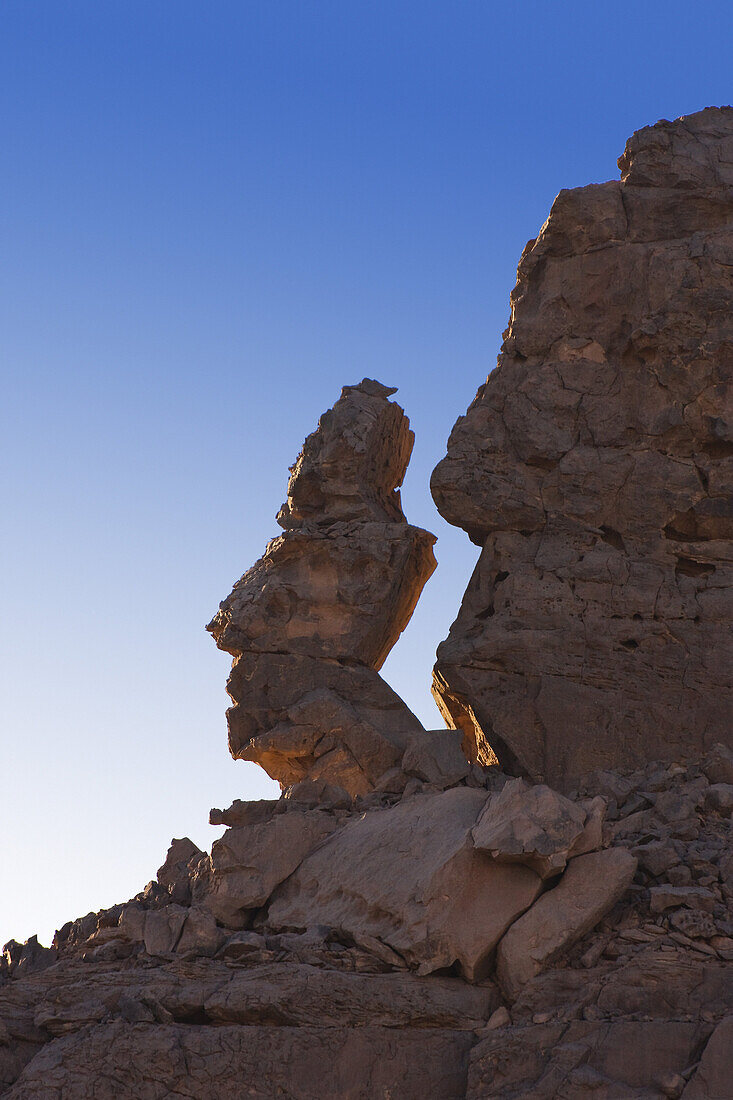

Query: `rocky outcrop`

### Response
(431, 106, 733, 786)
(208, 379, 436, 795)
(3, 745, 732, 1097)
(3, 110, 732, 1099)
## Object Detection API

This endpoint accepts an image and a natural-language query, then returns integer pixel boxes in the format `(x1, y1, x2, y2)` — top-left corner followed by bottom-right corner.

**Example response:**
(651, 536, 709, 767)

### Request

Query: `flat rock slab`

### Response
(267, 787, 542, 980)
(496, 848, 637, 998)
(467, 1020, 708, 1100)
(4, 1021, 475, 1100)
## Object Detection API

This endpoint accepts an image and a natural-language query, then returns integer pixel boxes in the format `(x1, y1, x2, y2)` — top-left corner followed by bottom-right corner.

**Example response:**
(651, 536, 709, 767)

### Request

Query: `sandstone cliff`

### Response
(432, 106, 733, 788)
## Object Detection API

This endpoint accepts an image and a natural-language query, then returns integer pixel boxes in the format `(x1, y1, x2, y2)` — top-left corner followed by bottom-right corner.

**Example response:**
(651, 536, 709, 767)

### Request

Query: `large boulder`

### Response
(471, 777, 589, 879)
(195, 810, 337, 928)
(224, 656, 424, 794)
(431, 107, 733, 785)
(266, 787, 542, 980)
(495, 847, 638, 998)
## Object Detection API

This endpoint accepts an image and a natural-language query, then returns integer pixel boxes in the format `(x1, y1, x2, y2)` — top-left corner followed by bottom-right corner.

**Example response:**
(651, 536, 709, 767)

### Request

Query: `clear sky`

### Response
(3, 1, 732, 948)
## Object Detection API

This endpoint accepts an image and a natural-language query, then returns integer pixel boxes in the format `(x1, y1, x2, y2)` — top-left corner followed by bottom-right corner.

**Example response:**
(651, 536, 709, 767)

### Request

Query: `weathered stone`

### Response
(471, 777, 587, 879)
(681, 1016, 733, 1099)
(175, 908, 225, 959)
(196, 810, 337, 928)
(225, 655, 424, 795)
(208, 380, 437, 796)
(467, 1020, 707, 1100)
(496, 848, 637, 998)
(669, 908, 717, 939)
(401, 729, 471, 789)
(4, 1021, 475, 1100)
(208, 523, 436, 668)
(267, 787, 542, 980)
(705, 782, 733, 815)
(277, 378, 417, 529)
(568, 795, 606, 857)
(209, 799, 278, 828)
(431, 107, 733, 786)
(284, 777, 352, 810)
(156, 837, 204, 905)
(649, 885, 717, 913)
(702, 742, 733, 786)
(142, 907, 188, 957)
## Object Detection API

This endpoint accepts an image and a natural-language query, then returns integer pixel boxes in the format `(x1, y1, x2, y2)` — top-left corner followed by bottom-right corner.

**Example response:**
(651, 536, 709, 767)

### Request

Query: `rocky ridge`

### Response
(2, 109, 732, 1099)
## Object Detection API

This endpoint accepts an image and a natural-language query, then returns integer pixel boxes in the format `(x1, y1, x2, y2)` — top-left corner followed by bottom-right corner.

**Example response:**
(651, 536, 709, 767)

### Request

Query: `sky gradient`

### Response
(3, 1, 733, 947)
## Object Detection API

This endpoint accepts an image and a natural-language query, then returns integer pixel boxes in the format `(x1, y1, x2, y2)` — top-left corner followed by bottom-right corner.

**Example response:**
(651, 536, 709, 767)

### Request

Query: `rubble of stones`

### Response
(2, 743, 733, 1097)
(2, 108, 732, 1098)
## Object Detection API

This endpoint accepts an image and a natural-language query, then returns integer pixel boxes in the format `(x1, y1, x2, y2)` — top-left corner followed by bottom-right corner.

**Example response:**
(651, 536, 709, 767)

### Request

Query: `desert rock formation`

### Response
(2, 109, 732, 1099)
(208, 379, 437, 795)
(432, 105, 733, 787)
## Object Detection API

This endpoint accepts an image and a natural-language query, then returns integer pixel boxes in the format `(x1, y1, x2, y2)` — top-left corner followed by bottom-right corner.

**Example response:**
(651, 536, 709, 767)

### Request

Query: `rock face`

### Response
(3, 110, 733, 1099)
(432, 106, 733, 785)
(209, 379, 437, 795)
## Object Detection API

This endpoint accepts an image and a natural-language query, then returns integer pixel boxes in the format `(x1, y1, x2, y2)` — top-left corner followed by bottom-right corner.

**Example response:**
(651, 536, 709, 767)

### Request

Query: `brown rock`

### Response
(467, 1020, 706, 1100)
(277, 378, 417, 528)
(208, 380, 438, 796)
(5, 1021, 475, 1100)
(681, 1016, 733, 1099)
(208, 799, 278, 828)
(496, 848, 637, 998)
(267, 787, 542, 980)
(142, 907, 188, 957)
(431, 107, 733, 785)
(225, 655, 424, 795)
(401, 729, 471, 789)
(196, 809, 337, 928)
(471, 777, 587, 879)
(174, 908, 225, 959)
(649, 885, 717, 913)
(208, 523, 435, 668)
(702, 742, 733, 785)
(156, 837, 204, 905)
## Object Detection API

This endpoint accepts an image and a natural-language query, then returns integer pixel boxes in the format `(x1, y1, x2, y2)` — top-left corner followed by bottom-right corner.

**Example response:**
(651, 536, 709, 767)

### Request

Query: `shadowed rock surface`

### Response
(432, 106, 733, 786)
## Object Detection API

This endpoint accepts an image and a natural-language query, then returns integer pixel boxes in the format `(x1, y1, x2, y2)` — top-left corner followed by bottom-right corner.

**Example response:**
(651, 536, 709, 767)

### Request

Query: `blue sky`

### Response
(3, 1, 732, 946)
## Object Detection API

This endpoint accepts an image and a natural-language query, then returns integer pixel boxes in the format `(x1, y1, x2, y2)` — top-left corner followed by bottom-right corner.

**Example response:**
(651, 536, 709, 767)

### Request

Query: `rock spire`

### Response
(208, 379, 437, 796)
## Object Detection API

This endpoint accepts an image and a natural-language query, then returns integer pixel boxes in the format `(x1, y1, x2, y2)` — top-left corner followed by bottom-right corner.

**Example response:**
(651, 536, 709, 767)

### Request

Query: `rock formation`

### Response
(208, 378, 437, 796)
(432, 105, 733, 787)
(2, 110, 732, 1099)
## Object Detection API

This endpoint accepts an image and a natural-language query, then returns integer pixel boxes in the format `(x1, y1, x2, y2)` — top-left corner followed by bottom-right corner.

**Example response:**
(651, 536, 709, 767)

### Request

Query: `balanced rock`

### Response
(209, 380, 436, 795)
(431, 106, 733, 785)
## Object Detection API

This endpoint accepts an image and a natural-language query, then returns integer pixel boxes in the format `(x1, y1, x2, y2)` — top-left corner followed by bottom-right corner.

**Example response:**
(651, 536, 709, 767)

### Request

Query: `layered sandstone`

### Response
(208, 379, 437, 795)
(432, 106, 733, 786)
